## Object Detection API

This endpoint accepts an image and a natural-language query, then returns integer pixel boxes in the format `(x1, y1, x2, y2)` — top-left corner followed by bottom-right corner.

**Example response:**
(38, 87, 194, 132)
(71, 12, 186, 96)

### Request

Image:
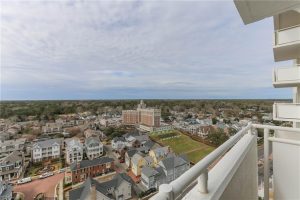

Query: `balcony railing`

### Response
(273, 103, 300, 122)
(273, 24, 300, 61)
(273, 66, 300, 88)
(151, 123, 300, 200)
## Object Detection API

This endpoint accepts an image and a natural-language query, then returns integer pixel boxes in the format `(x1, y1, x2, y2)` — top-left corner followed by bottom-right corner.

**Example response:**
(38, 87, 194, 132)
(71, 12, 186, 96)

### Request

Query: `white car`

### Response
(17, 177, 32, 184)
(58, 168, 65, 173)
(39, 172, 54, 179)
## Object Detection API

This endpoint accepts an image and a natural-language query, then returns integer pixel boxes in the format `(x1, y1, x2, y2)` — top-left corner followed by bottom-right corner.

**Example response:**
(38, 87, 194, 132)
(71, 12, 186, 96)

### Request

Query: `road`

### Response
(14, 173, 64, 200)
(104, 144, 127, 173)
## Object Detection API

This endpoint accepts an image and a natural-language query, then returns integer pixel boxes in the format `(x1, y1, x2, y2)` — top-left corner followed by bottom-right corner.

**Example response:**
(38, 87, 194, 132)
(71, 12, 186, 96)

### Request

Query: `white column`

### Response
(293, 59, 300, 128)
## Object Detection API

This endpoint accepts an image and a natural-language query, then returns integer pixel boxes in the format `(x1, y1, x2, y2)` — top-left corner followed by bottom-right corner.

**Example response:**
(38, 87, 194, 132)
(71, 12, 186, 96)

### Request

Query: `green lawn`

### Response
(150, 130, 215, 163)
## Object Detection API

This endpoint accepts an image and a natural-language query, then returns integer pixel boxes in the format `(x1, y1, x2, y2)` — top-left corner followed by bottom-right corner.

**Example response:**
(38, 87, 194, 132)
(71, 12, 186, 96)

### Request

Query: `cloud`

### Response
(0, 0, 291, 100)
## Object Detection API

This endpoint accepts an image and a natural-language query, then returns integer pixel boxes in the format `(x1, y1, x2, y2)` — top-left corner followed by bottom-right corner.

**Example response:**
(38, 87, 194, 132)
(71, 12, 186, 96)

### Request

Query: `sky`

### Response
(0, 0, 293, 100)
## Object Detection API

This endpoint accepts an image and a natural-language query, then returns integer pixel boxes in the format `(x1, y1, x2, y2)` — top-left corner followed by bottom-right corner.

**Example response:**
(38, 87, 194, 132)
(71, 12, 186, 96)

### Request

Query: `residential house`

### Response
(65, 138, 84, 165)
(0, 181, 12, 200)
(111, 137, 126, 151)
(141, 166, 166, 190)
(159, 155, 190, 183)
(0, 151, 24, 181)
(69, 173, 133, 200)
(85, 137, 103, 160)
(32, 138, 62, 163)
(125, 149, 137, 168)
(84, 129, 103, 139)
(131, 153, 153, 177)
(0, 138, 26, 157)
(42, 123, 62, 135)
(149, 147, 170, 166)
(141, 155, 190, 190)
(70, 157, 114, 184)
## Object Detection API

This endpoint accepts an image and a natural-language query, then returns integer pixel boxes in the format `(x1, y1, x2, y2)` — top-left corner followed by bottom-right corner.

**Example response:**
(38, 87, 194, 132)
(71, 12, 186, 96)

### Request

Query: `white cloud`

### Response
(0, 0, 290, 100)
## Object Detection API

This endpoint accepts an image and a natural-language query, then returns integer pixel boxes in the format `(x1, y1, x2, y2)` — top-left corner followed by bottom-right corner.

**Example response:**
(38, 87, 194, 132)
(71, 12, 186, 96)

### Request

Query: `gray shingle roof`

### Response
(69, 173, 132, 200)
(126, 149, 137, 158)
(159, 155, 189, 170)
(70, 157, 114, 171)
(142, 166, 158, 177)
(0, 151, 23, 164)
(33, 138, 62, 148)
(85, 136, 100, 146)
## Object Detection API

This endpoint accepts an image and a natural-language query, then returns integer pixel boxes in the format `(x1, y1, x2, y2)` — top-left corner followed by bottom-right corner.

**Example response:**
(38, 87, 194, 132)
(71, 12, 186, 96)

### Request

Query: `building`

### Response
(42, 123, 62, 135)
(84, 129, 104, 139)
(0, 181, 12, 200)
(32, 138, 62, 163)
(69, 173, 133, 200)
(111, 137, 126, 151)
(122, 100, 161, 130)
(85, 137, 103, 160)
(65, 138, 84, 165)
(125, 149, 137, 168)
(0, 138, 26, 157)
(141, 155, 189, 190)
(0, 151, 24, 181)
(149, 147, 170, 166)
(151, 1, 300, 200)
(122, 110, 138, 125)
(70, 157, 114, 184)
(131, 153, 153, 177)
(159, 155, 190, 183)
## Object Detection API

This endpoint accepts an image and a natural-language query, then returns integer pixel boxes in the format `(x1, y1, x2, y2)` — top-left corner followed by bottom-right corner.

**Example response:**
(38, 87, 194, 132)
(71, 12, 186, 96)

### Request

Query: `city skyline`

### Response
(1, 0, 293, 100)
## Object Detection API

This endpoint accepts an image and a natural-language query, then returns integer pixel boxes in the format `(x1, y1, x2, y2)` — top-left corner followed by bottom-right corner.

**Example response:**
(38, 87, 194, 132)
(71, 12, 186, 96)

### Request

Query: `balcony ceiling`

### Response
(234, 0, 300, 24)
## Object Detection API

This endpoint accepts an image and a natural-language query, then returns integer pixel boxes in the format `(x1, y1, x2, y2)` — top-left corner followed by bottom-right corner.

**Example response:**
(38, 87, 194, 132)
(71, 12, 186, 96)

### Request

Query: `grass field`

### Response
(150, 130, 215, 163)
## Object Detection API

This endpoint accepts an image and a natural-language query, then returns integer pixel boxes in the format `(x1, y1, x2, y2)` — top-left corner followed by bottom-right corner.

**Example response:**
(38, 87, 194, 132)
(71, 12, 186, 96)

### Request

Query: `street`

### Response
(14, 173, 64, 200)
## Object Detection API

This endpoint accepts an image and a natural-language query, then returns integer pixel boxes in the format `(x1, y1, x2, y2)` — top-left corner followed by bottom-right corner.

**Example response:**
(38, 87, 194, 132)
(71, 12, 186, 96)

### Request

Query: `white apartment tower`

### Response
(151, 1, 300, 200)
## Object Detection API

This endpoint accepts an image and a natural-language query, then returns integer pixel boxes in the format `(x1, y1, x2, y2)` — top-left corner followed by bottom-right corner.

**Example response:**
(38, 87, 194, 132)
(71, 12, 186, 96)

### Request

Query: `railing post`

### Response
(198, 169, 208, 194)
(264, 128, 270, 200)
(159, 184, 174, 200)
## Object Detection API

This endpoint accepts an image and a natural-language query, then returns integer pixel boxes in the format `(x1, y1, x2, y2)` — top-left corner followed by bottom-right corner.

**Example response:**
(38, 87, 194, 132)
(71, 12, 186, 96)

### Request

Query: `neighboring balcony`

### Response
(273, 66, 300, 88)
(273, 24, 300, 61)
(150, 123, 300, 200)
(273, 103, 300, 122)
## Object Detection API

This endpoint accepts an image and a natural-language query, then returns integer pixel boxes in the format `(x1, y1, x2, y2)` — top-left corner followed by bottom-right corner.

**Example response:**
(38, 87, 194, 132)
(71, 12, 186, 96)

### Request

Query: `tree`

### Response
(207, 128, 229, 146)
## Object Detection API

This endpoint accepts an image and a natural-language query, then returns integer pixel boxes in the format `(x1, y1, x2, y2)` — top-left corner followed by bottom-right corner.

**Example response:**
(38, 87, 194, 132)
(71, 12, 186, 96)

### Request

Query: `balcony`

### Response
(273, 24, 300, 61)
(273, 103, 300, 122)
(150, 123, 300, 200)
(273, 66, 300, 88)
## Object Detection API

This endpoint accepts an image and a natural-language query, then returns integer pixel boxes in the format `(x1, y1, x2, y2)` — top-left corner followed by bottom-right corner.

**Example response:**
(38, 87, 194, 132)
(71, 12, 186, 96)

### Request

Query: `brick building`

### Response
(122, 100, 161, 129)
(70, 157, 114, 184)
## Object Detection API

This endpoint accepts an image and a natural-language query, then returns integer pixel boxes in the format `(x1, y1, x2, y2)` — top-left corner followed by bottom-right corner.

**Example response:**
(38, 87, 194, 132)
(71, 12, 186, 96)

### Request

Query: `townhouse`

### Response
(70, 157, 114, 184)
(42, 122, 62, 135)
(0, 151, 24, 181)
(32, 138, 62, 163)
(85, 137, 103, 160)
(0, 138, 26, 157)
(65, 138, 84, 165)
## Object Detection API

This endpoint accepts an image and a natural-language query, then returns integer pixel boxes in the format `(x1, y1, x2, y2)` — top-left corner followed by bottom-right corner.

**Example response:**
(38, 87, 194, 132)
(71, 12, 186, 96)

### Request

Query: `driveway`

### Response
(14, 173, 64, 200)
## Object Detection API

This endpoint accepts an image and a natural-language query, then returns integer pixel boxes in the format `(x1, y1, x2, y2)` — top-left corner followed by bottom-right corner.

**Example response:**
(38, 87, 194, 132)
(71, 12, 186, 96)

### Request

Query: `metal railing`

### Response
(151, 123, 253, 200)
(151, 123, 300, 200)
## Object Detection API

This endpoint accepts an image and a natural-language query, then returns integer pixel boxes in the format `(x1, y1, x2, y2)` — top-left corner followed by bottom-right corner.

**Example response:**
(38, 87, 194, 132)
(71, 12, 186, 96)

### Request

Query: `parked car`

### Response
(58, 168, 65, 173)
(39, 172, 54, 179)
(17, 177, 32, 184)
